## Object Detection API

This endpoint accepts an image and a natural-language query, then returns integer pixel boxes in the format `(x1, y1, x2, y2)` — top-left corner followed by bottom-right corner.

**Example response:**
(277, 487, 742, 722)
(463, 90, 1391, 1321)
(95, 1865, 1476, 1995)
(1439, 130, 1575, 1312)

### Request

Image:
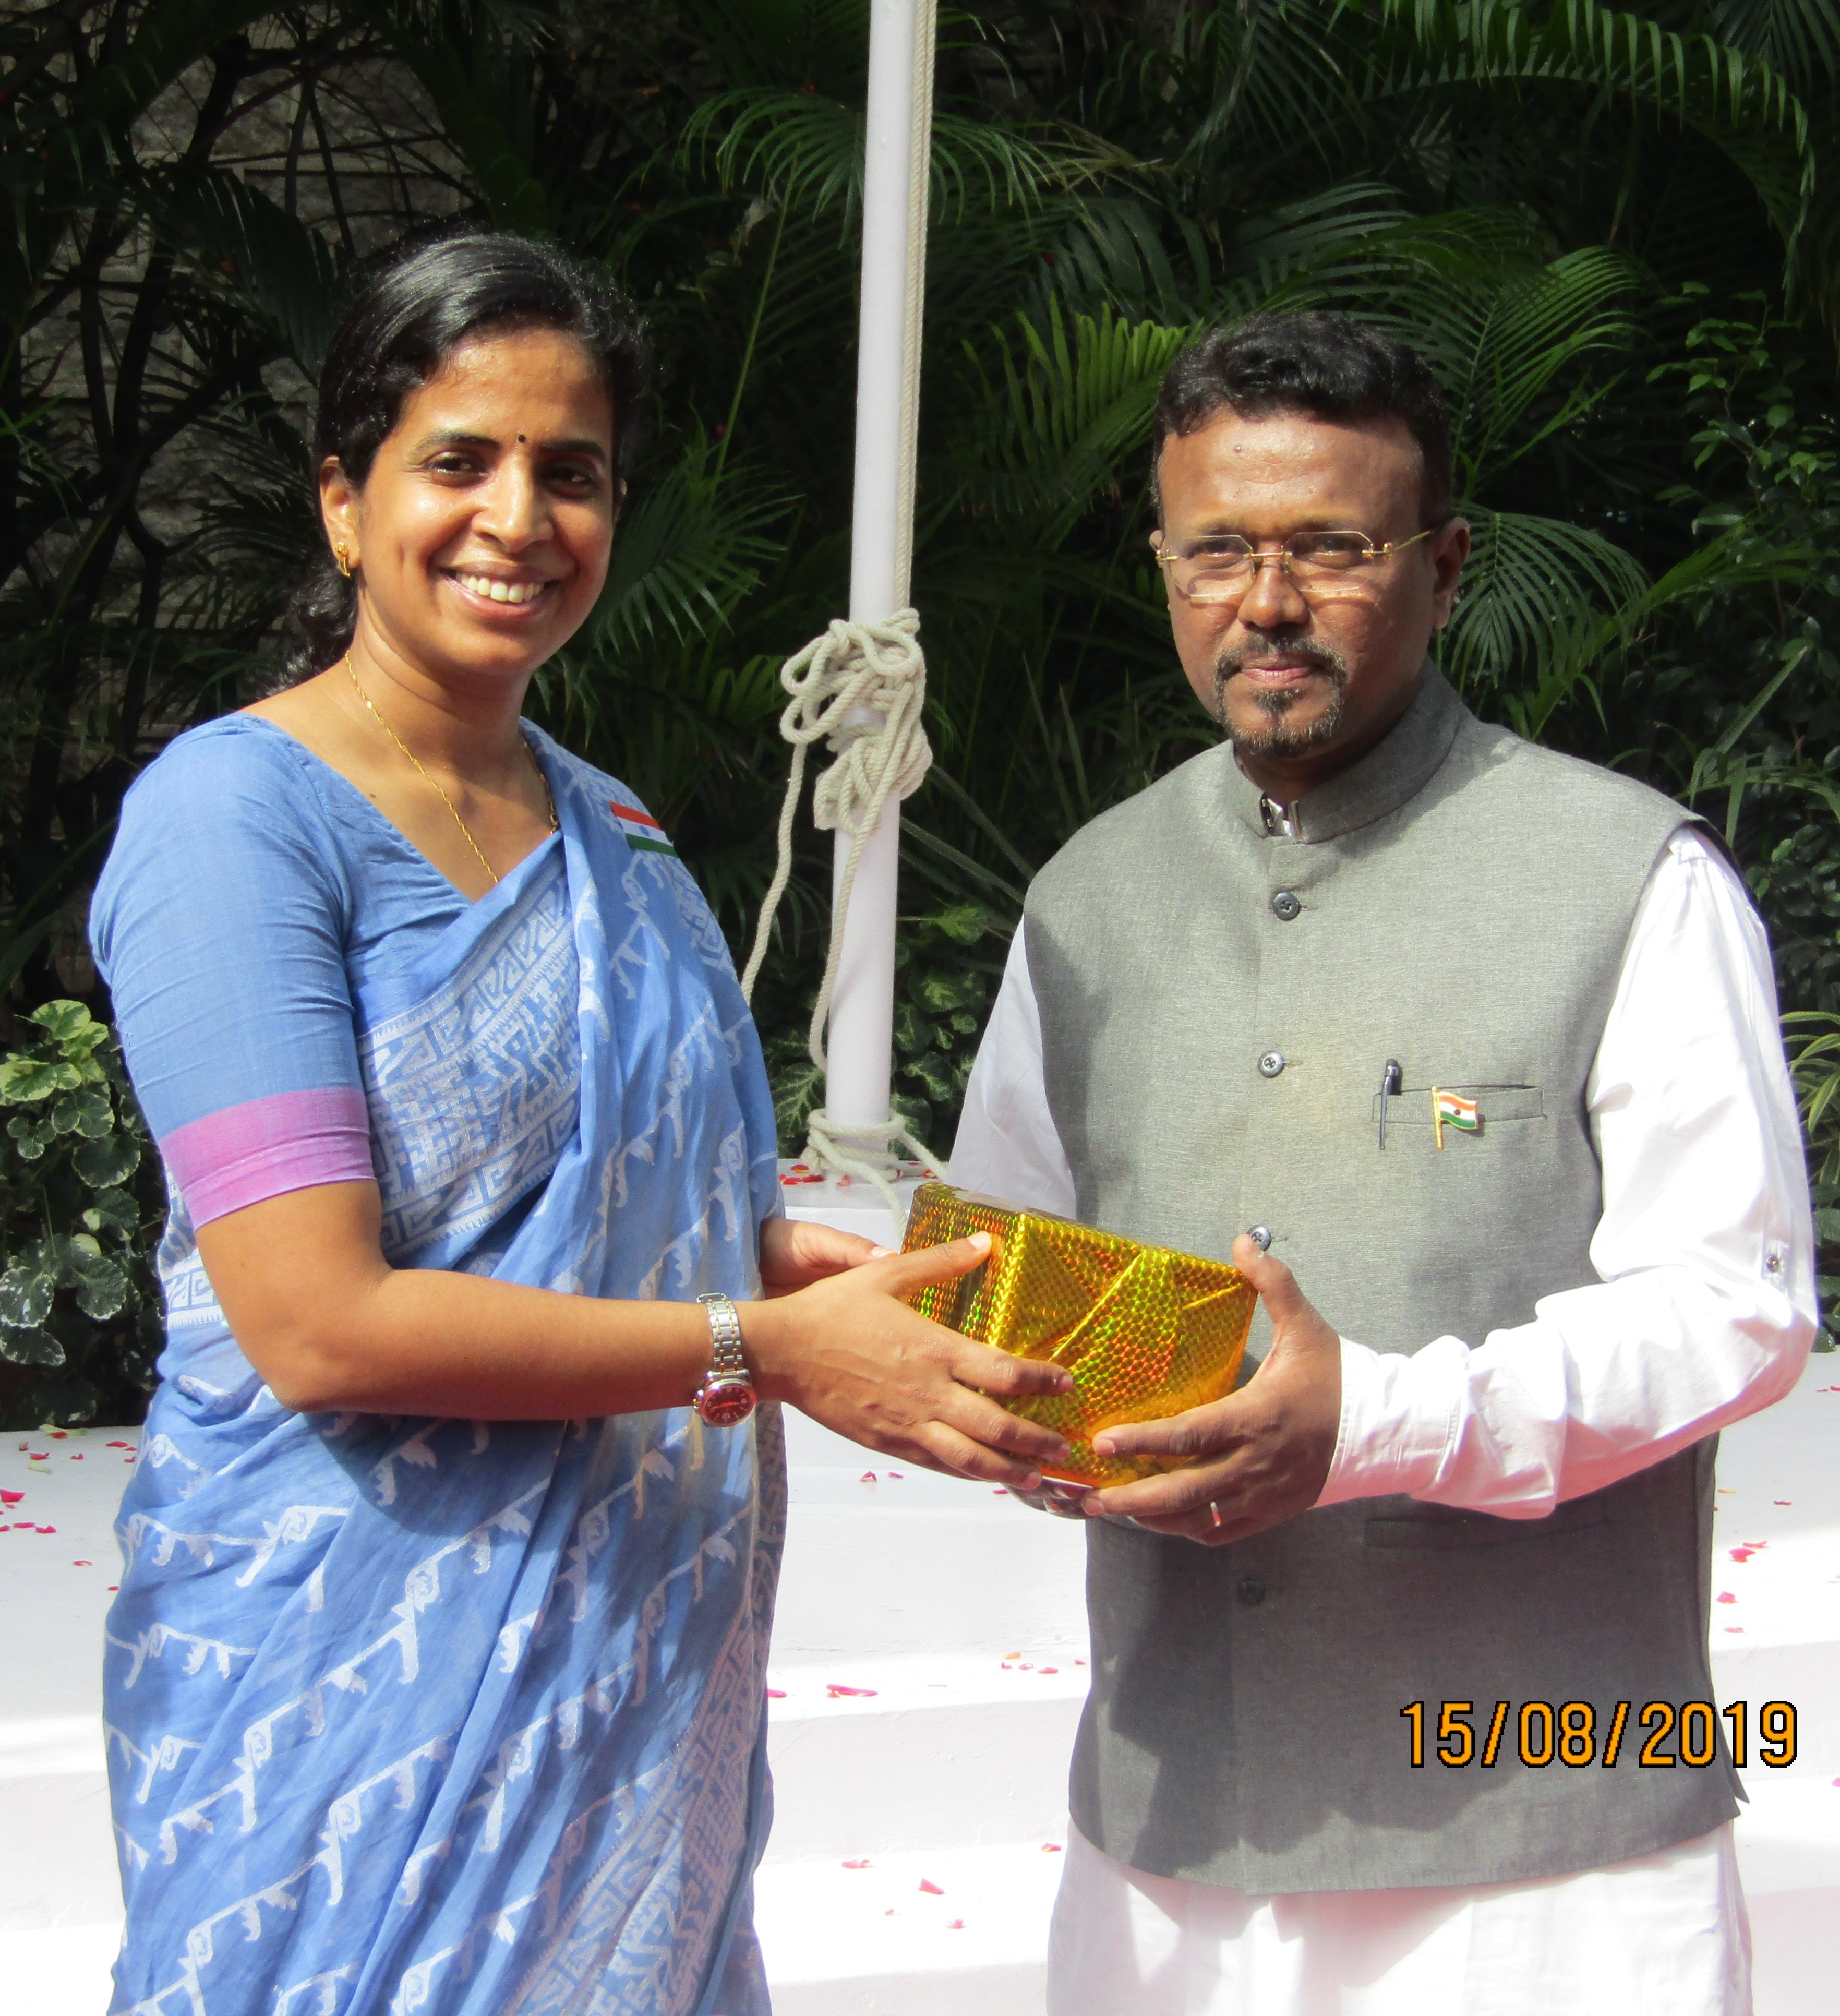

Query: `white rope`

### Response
(740, 610, 939, 1211)
(740, 0, 943, 1214)
(889, 0, 936, 611)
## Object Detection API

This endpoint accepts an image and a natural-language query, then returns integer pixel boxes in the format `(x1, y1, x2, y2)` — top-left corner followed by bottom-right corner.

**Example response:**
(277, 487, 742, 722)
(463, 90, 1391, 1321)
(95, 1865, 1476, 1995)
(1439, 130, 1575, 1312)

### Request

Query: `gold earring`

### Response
(334, 544, 353, 578)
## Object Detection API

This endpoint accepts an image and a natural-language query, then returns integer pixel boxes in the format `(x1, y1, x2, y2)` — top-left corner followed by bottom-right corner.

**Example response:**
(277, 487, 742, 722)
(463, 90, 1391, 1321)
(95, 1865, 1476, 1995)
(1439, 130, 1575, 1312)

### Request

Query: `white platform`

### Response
(4, 1357, 1835, 2015)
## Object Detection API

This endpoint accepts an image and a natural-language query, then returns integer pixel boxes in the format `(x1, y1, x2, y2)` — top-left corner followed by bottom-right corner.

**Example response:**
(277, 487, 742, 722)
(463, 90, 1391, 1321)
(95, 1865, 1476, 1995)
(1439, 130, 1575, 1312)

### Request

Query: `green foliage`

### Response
(11, 0, 1840, 1400)
(0, 1002, 164, 1426)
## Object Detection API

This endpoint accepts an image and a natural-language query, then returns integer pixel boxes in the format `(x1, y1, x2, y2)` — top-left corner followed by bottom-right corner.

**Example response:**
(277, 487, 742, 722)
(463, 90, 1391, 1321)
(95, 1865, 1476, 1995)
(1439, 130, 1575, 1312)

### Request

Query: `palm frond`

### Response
(572, 430, 792, 668)
(955, 299, 1192, 539)
(679, 87, 1109, 226)
(1444, 504, 1648, 691)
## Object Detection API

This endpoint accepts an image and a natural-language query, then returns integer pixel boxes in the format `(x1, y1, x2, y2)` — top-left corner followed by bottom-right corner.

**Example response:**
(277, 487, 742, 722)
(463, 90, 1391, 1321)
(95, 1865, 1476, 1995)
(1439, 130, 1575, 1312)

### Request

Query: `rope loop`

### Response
(740, 609, 932, 1029)
(740, 609, 938, 1205)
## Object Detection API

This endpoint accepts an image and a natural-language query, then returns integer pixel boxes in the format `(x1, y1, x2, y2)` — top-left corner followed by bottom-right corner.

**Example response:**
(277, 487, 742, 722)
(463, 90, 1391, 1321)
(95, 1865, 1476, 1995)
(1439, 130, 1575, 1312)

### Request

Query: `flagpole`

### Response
(822, 0, 936, 1142)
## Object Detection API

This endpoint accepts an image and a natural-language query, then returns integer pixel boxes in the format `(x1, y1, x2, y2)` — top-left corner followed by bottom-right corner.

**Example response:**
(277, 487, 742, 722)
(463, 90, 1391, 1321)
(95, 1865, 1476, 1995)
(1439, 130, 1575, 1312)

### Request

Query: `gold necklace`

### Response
(344, 657, 558, 887)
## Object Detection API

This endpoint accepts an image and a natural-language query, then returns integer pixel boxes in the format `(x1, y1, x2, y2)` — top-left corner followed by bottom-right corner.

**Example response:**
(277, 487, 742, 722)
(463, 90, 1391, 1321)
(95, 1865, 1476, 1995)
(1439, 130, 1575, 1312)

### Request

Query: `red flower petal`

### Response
(1716, 1592, 1737, 1604)
(842, 1858, 871, 1869)
(826, 1684, 878, 1698)
(1, 1490, 22, 1504)
(106, 1441, 133, 1449)
(919, 1879, 944, 1895)
(1042, 1843, 1063, 1853)
(947, 1918, 964, 1929)
(765, 1688, 786, 1699)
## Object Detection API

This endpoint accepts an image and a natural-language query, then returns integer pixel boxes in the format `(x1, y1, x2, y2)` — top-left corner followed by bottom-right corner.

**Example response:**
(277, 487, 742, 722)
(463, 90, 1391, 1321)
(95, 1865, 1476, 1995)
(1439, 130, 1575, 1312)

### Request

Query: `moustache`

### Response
(1213, 638, 1349, 681)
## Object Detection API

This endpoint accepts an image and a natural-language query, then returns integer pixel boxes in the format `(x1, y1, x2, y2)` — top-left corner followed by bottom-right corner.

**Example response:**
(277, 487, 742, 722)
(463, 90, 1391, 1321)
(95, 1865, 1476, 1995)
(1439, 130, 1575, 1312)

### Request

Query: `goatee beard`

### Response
(1212, 640, 1350, 759)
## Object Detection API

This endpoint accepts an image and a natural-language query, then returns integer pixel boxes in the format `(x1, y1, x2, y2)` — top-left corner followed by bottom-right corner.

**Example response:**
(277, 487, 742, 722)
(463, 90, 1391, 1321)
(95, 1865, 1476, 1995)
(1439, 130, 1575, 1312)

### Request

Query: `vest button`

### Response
(1236, 1576, 1267, 1606)
(1271, 890, 1301, 921)
(1257, 1050, 1285, 1078)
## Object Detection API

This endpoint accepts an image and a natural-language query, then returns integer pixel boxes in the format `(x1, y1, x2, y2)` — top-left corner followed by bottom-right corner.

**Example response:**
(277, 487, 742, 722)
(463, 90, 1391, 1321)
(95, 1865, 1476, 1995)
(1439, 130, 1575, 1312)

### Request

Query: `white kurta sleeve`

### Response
(1316, 827, 1818, 1518)
(948, 921, 1079, 1217)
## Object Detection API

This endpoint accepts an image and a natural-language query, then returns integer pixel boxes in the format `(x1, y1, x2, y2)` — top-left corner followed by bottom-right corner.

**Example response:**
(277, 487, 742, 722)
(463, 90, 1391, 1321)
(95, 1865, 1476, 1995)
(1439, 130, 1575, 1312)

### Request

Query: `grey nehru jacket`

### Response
(1021, 665, 1739, 1892)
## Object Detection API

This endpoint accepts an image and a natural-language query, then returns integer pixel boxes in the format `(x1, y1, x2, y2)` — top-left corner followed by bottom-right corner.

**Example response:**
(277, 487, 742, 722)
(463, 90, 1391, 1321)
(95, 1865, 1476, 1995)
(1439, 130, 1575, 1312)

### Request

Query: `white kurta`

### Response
(949, 828, 1817, 2016)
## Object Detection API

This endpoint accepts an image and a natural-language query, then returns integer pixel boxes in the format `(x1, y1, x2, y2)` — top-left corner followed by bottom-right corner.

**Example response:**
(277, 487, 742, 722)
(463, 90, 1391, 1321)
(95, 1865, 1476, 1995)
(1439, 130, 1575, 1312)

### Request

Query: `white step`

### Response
(3, 1361, 1835, 2014)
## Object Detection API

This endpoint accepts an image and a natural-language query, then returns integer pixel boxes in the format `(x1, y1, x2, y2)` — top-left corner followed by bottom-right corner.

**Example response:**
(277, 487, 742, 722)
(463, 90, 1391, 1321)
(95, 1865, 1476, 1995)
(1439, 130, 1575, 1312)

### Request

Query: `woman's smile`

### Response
(444, 569, 560, 610)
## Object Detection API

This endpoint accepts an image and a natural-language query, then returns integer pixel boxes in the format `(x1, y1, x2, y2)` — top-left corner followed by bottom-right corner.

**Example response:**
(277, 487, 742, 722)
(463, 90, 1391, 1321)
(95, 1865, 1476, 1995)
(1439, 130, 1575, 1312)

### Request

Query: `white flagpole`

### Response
(822, 0, 937, 1138)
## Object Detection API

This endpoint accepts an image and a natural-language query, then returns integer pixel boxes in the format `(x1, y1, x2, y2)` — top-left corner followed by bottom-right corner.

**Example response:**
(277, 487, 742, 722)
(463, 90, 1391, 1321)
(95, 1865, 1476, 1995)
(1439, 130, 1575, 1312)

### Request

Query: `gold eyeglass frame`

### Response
(1153, 524, 1439, 604)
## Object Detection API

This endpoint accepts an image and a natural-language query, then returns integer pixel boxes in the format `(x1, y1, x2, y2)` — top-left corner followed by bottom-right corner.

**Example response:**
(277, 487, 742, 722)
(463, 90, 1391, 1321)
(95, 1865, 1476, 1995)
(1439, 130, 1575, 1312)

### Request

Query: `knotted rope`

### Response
(740, 609, 940, 1208)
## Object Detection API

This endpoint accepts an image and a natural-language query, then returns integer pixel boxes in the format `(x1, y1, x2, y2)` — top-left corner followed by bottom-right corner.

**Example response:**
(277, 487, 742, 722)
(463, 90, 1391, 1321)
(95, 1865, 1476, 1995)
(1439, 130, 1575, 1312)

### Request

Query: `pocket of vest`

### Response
(1367, 1083, 1545, 1127)
(1363, 1498, 1609, 1550)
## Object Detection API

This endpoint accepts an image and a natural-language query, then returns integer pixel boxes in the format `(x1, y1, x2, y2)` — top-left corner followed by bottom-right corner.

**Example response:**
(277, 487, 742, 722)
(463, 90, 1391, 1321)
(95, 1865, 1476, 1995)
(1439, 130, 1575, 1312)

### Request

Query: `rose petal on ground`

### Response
(1042, 1843, 1062, 1853)
(36, 1525, 55, 1533)
(859, 1472, 877, 1483)
(842, 1858, 871, 1869)
(766, 1688, 786, 1699)
(1717, 1592, 1737, 1604)
(947, 1919, 964, 1929)
(919, 1879, 944, 1895)
(106, 1441, 133, 1448)
(73, 1560, 91, 1567)
(826, 1684, 877, 1698)
(1, 1490, 22, 1504)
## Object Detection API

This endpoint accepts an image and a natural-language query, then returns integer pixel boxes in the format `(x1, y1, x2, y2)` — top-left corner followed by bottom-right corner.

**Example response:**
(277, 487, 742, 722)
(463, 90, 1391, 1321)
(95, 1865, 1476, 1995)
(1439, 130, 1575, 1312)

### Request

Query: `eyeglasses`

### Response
(1153, 526, 1439, 606)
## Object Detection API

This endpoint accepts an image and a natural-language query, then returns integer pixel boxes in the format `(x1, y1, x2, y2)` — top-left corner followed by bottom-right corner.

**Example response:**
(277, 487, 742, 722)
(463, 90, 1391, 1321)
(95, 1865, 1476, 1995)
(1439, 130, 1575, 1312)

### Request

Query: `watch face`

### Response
(695, 1375, 757, 1427)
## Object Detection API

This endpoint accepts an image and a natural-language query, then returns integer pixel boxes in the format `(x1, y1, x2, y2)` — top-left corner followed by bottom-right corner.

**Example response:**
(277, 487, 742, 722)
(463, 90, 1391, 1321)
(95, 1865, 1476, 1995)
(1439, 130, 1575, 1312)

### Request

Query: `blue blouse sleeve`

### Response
(90, 719, 376, 1227)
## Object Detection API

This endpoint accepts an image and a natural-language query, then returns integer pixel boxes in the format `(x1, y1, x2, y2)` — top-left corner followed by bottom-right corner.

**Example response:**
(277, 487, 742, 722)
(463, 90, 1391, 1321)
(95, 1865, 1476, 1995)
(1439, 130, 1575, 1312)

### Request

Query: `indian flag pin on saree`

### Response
(1432, 1087, 1480, 1149)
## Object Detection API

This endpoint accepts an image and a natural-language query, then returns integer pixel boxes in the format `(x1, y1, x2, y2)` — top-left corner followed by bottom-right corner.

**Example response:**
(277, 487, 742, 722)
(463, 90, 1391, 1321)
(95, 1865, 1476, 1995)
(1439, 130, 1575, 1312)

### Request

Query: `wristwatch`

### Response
(692, 1290, 757, 1426)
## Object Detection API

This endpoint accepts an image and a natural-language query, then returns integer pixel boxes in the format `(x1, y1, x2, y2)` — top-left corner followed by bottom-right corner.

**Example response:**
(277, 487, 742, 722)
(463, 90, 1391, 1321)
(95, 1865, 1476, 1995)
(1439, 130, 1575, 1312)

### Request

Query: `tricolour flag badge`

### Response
(1431, 1087, 1480, 1149)
(609, 800, 678, 859)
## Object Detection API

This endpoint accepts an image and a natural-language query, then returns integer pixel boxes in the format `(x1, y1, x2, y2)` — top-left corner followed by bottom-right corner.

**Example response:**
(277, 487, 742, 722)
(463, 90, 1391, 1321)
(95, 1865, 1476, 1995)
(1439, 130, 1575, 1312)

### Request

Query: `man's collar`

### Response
(1225, 659, 1464, 843)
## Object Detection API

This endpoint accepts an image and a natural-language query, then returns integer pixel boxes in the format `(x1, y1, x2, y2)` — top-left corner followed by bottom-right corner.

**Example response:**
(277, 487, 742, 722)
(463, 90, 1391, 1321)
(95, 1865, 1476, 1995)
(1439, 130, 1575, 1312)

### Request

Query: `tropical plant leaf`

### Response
(1445, 505, 1649, 691)
(151, 166, 348, 376)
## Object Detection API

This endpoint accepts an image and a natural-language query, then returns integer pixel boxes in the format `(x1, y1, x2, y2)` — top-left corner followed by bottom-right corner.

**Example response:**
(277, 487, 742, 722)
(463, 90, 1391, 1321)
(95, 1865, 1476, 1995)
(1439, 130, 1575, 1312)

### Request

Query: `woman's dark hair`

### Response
(1151, 311, 1453, 526)
(280, 227, 650, 684)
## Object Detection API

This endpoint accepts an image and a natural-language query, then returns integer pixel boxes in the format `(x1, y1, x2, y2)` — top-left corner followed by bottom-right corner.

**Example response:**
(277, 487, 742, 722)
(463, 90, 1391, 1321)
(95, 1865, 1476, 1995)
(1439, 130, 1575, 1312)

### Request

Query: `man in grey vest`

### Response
(950, 312, 1815, 2014)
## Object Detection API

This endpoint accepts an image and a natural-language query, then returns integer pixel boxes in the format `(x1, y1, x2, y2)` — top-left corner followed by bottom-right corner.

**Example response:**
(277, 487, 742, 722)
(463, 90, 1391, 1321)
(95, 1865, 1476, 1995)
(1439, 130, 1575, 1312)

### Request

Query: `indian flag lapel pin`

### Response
(609, 800, 678, 859)
(1431, 1087, 1480, 1149)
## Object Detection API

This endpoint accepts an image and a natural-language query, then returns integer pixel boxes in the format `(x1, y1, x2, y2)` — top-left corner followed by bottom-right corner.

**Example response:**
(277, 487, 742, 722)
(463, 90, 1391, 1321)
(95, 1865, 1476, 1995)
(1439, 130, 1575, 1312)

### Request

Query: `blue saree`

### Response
(89, 719, 783, 2016)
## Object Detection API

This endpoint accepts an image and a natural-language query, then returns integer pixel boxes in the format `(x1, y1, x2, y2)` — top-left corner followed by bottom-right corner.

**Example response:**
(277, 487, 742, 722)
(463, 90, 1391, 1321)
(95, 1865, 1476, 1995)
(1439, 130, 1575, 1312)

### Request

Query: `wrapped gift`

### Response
(901, 1182, 1256, 1494)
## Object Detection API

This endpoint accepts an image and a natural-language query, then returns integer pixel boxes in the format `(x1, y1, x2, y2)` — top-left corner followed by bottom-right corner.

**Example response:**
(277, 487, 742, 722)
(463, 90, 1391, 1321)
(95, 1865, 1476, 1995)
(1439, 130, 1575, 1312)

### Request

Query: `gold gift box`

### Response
(901, 1182, 1256, 1490)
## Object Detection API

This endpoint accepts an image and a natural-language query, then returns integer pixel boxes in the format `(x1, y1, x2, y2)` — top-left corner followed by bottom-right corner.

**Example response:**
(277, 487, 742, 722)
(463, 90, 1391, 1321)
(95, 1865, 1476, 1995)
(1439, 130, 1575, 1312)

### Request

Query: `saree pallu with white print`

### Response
(103, 740, 783, 2016)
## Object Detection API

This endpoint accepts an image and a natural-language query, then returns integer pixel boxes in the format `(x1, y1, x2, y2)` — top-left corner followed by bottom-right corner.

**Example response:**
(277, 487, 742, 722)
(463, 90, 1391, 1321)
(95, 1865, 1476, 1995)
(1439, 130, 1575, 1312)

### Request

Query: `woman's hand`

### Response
(758, 1213, 886, 1295)
(745, 1233, 1073, 1490)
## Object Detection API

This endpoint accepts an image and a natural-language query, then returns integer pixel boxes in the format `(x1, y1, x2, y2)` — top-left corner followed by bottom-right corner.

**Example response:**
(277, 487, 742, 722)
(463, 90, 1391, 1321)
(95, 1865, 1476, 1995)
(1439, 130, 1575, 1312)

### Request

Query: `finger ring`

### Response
(1209, 1501, 1223, 1528)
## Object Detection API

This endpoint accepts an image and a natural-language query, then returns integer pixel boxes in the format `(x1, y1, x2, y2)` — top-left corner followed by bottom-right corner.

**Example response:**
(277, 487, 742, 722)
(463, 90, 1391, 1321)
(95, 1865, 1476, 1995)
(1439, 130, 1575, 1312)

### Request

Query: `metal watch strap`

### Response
(693, 1290, 756, 1426)
(696, 1290, 747, 1375)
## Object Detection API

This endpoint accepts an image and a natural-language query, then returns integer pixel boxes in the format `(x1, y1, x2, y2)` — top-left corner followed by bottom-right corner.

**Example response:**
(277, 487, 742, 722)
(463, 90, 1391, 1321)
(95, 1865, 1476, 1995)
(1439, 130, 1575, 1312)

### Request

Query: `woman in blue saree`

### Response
(89, 231, 1067, 2016)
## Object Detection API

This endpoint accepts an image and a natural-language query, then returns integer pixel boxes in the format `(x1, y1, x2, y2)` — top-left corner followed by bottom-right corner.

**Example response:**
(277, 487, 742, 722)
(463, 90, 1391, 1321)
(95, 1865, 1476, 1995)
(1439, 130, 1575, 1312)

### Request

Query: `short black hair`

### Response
(280, 226, 649, 683)
(1151, 311, 1453, 526)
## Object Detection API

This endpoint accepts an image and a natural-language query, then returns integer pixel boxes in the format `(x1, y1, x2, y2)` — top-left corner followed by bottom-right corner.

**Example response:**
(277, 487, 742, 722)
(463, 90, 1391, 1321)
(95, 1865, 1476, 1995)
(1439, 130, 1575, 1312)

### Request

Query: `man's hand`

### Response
(1084, 1234, 1343, 1545)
